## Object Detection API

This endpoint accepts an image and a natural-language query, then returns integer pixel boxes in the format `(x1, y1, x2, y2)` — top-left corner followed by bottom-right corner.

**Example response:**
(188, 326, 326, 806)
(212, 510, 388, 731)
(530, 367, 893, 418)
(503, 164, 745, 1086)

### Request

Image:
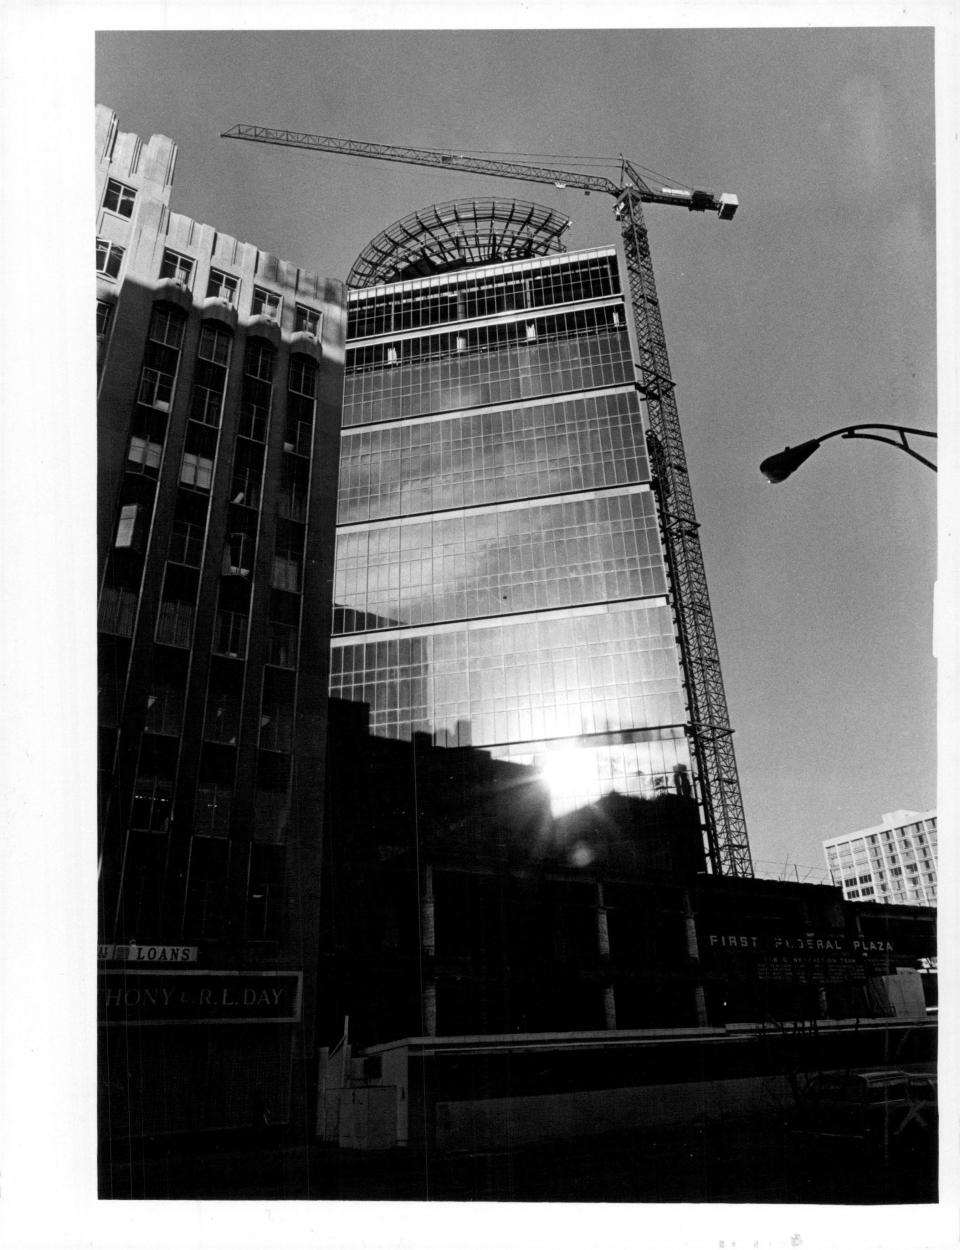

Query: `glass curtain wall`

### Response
(332, 245, 693, 816)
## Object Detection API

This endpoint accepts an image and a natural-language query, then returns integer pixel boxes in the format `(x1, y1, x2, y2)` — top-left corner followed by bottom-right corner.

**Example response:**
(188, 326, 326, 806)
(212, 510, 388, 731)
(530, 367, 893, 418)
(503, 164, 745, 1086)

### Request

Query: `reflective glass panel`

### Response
(335, 490, 667, 630)
(338, 390, 649, 522)
(330, 603, 686, 747)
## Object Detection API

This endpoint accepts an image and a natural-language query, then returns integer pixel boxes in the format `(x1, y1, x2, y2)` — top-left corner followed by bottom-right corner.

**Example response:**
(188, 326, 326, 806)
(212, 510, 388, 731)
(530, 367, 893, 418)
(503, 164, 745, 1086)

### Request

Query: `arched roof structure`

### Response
(347, 198, 571, 289)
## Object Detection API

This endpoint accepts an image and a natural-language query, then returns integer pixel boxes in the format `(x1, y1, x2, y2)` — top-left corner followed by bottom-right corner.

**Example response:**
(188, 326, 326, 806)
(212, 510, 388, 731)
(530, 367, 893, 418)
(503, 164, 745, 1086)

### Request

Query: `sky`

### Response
(92, 26, 941, 881)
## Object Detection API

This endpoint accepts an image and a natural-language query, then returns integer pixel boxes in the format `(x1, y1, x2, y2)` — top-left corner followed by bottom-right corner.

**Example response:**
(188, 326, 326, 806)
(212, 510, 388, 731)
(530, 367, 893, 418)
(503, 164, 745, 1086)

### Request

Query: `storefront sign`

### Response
(705, 933, 893, 955)
(98, 970, 302, 1025)
(699, 930, 899, 982)
(98, 944, 198, 963)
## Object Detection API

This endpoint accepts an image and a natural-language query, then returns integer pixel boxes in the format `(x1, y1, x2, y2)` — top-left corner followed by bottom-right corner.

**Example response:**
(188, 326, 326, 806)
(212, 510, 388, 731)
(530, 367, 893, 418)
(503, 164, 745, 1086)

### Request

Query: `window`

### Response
(288, 356, 317, 397)
(144, 684, 184, 737)
(138, 366, 175, 410)
(194, 781, 233, 836)
(96, 238, 124, 280)
(266, 621, 298, 668)
(277, 462, 308, 520)
(284, 419, 313, 457)
(160, 249, 194, 287)
(190, 384, 223, 426)
(253, 788, 289, 843)
(240, 341, 274, 442)
(98, 585, 137, 636)
(169, 518, 204, 566)
(103, 178, 136, 218)
(191, 325, 231, 427)
(180, 451, 214, 490)
(271, 548, 301, 593)
(148, 306, 185, 349)
(115, 503, 144, 551)
(286, 357, 316, 454)
(207, 269, 239, 304)
(130, 776, 173, 832)
(245, 340, 275, 381)
(119, 829, 168, 939)
(127, 435, 163, 474)
(204, 691, 241, 744)
(155, 599, 194, 648)
(294, 304, 321, 336)
(230, 443, 264, 509)
(214, 609, 247, 658)
(252, 286, 281, 320)
(238, 401, 269, 442)
(198, 323, 231, 366)
(96, 300, 113, 337)
(184, 837, 230, 936)
(246, 844, 285, 941)
(259, 702, 293, 753)
(222, 532, 253, 576)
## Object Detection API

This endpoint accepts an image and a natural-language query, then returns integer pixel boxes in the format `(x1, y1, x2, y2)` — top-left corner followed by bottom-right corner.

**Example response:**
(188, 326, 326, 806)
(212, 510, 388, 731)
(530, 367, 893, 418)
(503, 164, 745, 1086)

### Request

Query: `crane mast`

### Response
(222, 123, 753, 878)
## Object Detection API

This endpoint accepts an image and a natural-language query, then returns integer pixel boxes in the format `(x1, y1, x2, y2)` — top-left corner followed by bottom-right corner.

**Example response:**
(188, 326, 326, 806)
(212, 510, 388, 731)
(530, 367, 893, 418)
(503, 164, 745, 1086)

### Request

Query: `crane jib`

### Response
(221, 124, 738, 217)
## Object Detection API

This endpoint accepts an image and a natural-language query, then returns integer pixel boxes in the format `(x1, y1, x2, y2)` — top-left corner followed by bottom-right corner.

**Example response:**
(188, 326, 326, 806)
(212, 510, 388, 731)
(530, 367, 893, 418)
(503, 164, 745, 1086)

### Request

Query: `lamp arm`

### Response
(817, 424, 937, 473)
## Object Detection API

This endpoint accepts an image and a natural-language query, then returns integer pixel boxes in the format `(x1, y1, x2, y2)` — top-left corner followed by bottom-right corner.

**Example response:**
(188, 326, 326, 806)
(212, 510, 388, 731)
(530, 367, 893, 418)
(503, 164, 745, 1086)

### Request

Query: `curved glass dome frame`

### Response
(347, 198, 572, 289)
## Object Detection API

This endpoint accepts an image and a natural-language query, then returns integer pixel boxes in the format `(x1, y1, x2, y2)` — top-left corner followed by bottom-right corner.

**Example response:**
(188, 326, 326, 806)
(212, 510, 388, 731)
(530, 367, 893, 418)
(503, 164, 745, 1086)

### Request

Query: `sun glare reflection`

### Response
(538, 745, 605, 817)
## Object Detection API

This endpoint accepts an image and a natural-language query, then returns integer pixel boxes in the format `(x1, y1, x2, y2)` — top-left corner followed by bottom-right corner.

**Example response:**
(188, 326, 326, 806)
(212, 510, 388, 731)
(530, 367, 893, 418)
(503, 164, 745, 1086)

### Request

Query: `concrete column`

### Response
(682, 888, 710, 1028)
(421, 865, 437, 1036)
(597, 882, 617, 1030)
(596, 881, 611, 957)
(602, 985, 617, 1031)
(421, 864, 435, 955)
(421, 982, 437, 1037)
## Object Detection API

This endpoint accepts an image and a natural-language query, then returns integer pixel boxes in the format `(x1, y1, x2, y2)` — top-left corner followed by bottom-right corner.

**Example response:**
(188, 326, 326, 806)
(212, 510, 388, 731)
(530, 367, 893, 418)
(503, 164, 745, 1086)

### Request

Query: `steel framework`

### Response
(222, 123, 753, 877)
(346, 198, 571, 287)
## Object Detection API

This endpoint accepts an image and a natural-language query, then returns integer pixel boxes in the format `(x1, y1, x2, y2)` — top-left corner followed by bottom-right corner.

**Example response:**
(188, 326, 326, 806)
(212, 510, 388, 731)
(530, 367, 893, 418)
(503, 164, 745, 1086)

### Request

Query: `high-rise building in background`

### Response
(95, 105, 346, 1159)
(823, 810, 938, 906)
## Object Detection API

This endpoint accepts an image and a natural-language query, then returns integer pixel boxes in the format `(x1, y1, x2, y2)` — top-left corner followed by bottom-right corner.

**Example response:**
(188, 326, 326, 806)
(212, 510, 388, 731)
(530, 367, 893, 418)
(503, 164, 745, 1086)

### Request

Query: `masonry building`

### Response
(95, 105, 346, 1163)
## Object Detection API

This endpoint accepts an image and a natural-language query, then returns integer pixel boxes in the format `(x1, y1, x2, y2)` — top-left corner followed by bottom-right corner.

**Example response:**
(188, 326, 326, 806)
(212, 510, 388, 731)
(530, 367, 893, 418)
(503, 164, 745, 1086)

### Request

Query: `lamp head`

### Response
(760, 439, 822, 483)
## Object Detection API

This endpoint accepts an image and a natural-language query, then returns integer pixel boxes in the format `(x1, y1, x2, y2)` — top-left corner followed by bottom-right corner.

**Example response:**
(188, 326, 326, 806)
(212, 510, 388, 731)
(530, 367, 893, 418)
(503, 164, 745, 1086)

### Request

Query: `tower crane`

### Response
(221, 123, 753, 879)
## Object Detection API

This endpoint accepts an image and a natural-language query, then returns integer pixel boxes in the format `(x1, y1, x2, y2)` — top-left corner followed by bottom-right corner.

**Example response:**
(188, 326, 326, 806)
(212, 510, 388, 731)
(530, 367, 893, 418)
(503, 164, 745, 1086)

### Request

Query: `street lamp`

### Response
(760, 424, 937, 482)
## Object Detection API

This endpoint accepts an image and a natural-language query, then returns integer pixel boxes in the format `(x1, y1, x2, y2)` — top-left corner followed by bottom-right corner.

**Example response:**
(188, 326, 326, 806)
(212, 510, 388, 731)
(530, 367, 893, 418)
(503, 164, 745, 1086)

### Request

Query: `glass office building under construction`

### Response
(323, 200, 705, 1052)
(332, 200, 693, 812)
